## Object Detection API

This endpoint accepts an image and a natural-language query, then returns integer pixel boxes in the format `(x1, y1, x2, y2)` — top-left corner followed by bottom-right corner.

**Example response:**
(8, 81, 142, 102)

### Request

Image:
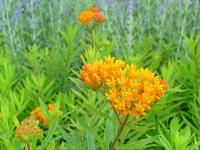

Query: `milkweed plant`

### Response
(79, 6, 167, 150)
(0, 1, 197, 149)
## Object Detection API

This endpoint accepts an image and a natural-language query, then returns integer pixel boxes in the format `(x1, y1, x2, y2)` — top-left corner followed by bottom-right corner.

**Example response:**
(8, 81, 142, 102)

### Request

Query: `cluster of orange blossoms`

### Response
(16, 117, 43, 144)
(78, 6, 105, 25)
(80, 57, 167, 119)
(31, 104, 55, 126)
(81, 56, 125, 90)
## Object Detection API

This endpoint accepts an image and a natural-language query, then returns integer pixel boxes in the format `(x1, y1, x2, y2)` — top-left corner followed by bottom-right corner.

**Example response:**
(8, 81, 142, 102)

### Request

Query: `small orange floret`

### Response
(31, 107, 48, 126)
(31, 103, 61, 126)
(78, 10, 94, 25)
(48, 104, 54, 112)
(160, 80, 169, 89)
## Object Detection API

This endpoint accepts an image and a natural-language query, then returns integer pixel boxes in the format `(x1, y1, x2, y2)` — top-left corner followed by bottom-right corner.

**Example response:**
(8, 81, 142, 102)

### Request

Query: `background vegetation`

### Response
(0, 0, 199, 149)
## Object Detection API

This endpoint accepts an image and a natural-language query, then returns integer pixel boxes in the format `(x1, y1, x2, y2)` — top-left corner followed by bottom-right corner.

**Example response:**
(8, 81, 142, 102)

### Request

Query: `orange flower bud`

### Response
(31, 103, 62, 126)
(160, 80, 169, 89)
(31, 107, 48, 126)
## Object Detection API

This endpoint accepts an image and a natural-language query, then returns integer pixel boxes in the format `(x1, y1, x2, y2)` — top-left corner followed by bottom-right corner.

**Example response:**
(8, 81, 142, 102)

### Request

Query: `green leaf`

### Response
(46, 140, 55, 150)
(103, 118, 114, 149)
(86, 132, 96, 150)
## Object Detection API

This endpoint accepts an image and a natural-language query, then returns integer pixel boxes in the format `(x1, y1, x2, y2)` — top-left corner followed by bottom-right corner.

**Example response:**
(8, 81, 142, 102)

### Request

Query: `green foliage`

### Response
(0, 0, 200, 149)
(156, 117, 198, 150)
(174, 34, 200, 136)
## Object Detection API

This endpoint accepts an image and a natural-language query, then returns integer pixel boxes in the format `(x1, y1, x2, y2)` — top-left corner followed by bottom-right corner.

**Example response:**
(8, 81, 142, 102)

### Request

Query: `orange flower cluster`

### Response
(80, 57, 167, 119)
(78, 6, 105, 25)
(80, 56, 125, 90)
(31, 104, 55, 126)
(106, 66, 166, 119)
(16, 117, 43, 144)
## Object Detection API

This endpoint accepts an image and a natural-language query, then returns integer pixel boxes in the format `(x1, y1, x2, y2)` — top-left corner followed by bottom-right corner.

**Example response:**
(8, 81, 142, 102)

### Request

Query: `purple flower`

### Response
(128, 0, 135, 20)
(12, 0, 30, 21)
(35, 0, 40, 8)
(108, 0, 114, 4)
(13, 7, 21, 21)
(0, 21, 3, 31)
(23, 0, 29, 4)
(137, 0, 141, 12)
(128, 0, 135, 17)
(157, 3, 164, 16)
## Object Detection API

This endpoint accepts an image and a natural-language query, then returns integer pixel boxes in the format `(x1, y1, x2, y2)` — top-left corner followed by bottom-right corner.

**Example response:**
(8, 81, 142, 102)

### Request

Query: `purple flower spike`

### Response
(12, 0, 30, 21)
(13, 7, 21, 21)
(35, 0, 40, 8)
(158, 4, 164, 16)
(128, 0, 135, 16)
(108, 0, 114, 5)
(23, 0, 29, 4)
(0, 21, 3, 31)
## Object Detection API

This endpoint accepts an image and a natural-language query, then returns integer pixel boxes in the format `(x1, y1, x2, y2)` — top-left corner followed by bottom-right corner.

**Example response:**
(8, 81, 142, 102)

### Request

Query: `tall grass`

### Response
(0, 0, 199, 57)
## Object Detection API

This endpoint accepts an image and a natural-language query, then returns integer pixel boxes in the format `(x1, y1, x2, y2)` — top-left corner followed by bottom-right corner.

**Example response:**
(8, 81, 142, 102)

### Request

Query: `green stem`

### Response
(90, 28, 94, 49)
(109, 115, 129, 150)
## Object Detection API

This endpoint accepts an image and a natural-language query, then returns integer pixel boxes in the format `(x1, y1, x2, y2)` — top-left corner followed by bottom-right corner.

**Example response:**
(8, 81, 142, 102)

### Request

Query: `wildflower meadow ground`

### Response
(0, 0, 200, 150)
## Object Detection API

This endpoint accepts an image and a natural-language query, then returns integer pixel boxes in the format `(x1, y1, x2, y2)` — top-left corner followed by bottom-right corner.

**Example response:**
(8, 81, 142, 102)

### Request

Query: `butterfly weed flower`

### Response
(78, 10, 94, 25)
(90, 6, 105, 23)
(48, 104, 54, 112)
(78, 6, 105, 25)
(16, 117, 43, 144)
(31, 107, 48, 126)
(106, 65, 166, 119)
(31, 104, 62, 126)
(80, 57, 167, 118)
(80, 57, 167, 150)
(80, 56, 125, 90)
(78, 6, 105, 49)
(107, 64, 167, 150)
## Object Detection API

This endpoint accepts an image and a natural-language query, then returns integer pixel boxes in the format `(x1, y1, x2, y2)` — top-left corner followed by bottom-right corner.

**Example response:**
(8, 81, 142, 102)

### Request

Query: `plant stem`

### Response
(127, 118, 135, 125)
(109, 115, 129, 150)
(90, 28, 94, 49)
(27, 144, 30, 150)
(112, 107, 123, 126)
